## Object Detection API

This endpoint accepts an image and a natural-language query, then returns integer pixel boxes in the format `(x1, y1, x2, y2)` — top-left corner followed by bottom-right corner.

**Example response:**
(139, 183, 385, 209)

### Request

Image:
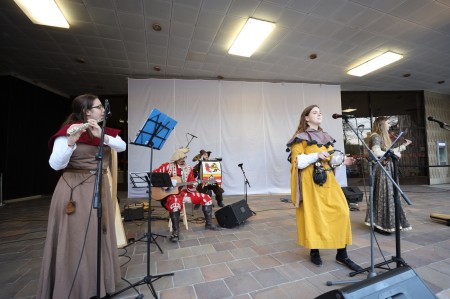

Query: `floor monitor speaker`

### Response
(342, 186, 363, 203)
(315, 266, 436, 299)
(215, 199, 252, 228)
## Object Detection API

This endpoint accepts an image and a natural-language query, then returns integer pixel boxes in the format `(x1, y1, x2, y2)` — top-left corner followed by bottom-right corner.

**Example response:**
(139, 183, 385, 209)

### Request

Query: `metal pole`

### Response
(0, 173, 5, 207)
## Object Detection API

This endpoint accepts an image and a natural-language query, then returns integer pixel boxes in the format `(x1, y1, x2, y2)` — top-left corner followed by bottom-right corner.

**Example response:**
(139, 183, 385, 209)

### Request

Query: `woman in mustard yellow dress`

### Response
(287, 105, 362, 271)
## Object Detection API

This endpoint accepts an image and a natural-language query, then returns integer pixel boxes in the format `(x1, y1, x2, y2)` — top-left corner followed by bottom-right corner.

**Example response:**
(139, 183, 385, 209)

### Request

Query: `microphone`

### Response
(187, 133, 198, 138)
(357, 124, 364, 129)
(238, 163, 243, 167)
(104, 99, 112, 118)
(428, 116, 446, 127)
(332, 113, 354, 119)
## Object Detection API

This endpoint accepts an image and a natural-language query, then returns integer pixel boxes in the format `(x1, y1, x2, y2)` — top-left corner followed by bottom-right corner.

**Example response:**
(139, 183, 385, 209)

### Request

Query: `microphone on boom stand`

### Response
(427, 116, 446, 128)
(332, 113, 354, 120)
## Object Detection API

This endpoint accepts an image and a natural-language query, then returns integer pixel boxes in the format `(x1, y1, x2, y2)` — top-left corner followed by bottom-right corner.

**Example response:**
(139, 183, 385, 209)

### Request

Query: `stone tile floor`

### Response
(1, 185, 450, 299)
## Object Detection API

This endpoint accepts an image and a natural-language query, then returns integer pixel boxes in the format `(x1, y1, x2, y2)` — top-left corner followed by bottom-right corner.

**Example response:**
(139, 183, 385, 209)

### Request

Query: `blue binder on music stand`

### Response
(132, 108, 177, 150)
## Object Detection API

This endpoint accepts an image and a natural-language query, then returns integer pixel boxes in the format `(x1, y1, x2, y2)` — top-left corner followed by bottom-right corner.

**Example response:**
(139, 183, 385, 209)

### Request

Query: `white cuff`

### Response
(297, 153, 319, 169)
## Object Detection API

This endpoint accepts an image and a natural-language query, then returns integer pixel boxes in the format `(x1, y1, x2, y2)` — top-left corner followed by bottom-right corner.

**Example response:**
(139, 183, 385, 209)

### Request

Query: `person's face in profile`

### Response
(87, 98, 104, 120)
(384, 119, 391, 132)
(176, 157, 186, 166)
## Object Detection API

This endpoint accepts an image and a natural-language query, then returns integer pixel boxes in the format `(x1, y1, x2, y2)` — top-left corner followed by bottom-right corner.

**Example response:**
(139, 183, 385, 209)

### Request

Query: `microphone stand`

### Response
(185, 133, 197, 148)
(238, 164, 256, 215)
(92, 100, 110, 299)
(327, 118, 412, 286)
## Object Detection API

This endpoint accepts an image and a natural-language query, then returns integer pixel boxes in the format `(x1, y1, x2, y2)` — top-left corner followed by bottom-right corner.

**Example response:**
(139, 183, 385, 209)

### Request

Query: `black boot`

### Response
(215, 193, 224, 207)
(310, 249, 322, 266)
(169, 211, 180, 242)
(202, 204, 222, 230)
(336, 247, 363, 272)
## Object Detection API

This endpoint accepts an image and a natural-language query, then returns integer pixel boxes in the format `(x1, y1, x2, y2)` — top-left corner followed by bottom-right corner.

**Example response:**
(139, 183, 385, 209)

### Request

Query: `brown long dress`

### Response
(37, 143, 121, 299)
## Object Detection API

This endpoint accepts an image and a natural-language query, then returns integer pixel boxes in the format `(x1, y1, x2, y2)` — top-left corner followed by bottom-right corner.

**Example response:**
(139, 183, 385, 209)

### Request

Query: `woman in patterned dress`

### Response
(364, 116, 412, 235)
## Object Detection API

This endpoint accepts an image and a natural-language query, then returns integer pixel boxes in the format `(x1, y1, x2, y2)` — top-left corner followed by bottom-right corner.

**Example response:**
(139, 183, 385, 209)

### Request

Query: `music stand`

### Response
(148, 172, 173, 188)
(111, 109, 176, 299)
(128, 172, 166, 254)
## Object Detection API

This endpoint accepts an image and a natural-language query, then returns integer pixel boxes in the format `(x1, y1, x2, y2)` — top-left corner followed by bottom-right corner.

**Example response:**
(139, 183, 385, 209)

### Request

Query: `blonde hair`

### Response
(371, 116, 391, 150)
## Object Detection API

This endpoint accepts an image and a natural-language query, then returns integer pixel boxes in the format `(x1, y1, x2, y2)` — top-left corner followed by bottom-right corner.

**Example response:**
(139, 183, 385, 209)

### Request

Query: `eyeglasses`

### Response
(91, 104, 104, 110)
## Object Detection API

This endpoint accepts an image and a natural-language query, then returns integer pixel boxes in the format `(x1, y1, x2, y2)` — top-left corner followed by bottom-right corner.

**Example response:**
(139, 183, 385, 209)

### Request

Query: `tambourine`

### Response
(329, 150, 346, 168)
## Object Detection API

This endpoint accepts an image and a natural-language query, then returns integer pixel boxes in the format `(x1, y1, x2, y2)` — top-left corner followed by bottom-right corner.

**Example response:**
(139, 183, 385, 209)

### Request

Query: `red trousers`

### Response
(162, 190, 212, 212)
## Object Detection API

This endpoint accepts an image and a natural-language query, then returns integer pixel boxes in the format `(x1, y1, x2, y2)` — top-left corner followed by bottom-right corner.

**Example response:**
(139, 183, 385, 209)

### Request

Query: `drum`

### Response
(200, 160, 222, 187)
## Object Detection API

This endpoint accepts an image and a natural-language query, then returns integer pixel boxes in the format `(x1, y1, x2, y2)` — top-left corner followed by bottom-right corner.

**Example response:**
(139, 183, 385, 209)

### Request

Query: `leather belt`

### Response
(64, 168, 108, 174)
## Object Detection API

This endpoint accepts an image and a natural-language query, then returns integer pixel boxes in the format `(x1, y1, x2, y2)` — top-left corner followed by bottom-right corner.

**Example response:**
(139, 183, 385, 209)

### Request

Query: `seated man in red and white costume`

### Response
(153, 148, 221, 242)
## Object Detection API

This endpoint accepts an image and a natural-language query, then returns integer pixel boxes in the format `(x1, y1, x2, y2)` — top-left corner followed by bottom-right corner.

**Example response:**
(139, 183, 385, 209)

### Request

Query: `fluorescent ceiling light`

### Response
(14, 0, 69, 28)
(228, 18, 275, 57)
(347, 51, 403, 77)
(342, 108, 357, 113)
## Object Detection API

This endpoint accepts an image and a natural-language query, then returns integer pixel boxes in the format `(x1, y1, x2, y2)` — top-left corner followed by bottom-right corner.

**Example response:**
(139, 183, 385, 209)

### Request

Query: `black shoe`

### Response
(310, 251, 322, 266)
(374, 227, 391, 235)
(336, 256, 362, 272)
(217, 201, 224, 207)
(169, 234, 179, 242)
(205, 223, 222, 231)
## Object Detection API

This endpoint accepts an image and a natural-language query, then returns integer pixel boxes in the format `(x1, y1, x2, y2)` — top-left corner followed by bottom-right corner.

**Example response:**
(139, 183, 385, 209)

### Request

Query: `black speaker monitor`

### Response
(215, 199, 252, 228)
(315, 266, 436, 299)
(342, 186, 363, 203)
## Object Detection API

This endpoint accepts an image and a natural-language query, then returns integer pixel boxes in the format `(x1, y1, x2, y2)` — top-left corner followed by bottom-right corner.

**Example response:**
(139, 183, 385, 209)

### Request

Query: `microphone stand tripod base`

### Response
(109, 272, 174, 299)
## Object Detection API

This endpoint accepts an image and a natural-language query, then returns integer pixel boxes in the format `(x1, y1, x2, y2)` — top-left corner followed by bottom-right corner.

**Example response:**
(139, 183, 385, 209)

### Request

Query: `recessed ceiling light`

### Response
(403, 73, 411, 77)
(152, 23, 162, 31)
(347, 51, 403, 77)
(342, 107, 357, 113)
(217, 75, 224, 80)
(437, 80, 445, 84)
(309, 54, 317, 60)
(14, 0, 69, 28)
(154, 66, 161, 71)
(228, 18, 275, 57)
(75, 57, 85, 64)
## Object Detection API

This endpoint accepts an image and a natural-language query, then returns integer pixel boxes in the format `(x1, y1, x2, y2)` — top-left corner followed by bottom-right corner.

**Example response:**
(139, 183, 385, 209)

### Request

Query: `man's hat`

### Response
(170, 147, 189, 161)
(199, 149, 212, 156)
(193, 149, 211, 161)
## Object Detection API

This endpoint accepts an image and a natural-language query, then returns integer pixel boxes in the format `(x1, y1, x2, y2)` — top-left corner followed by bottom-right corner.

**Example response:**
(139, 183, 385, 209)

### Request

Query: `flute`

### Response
(66, 119, 103, 136)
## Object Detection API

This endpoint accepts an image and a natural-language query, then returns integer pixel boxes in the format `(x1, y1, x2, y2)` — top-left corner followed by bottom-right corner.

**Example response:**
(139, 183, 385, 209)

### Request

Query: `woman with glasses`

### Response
(37, 94, 126, 299)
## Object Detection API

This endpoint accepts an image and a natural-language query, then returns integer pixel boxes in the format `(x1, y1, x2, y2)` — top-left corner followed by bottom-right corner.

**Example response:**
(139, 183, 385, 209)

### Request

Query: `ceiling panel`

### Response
(0, 0, 448, 97)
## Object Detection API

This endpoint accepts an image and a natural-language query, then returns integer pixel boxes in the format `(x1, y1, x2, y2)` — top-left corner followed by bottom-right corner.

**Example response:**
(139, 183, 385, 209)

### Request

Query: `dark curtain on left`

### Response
(0, 76, 70, 200)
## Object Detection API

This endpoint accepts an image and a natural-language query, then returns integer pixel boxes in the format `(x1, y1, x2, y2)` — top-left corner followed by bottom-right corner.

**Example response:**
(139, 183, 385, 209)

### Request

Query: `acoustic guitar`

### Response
(151, 176, 216, 201)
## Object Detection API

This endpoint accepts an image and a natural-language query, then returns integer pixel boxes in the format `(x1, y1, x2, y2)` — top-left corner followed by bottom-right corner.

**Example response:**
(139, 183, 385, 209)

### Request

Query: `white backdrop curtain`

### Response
(128, 78, 347, 197)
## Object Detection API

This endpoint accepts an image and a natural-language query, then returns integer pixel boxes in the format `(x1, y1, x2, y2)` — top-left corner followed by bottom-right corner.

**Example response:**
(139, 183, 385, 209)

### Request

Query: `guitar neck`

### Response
(174, 178, 216, 187)
(175, 181, 195, 187)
